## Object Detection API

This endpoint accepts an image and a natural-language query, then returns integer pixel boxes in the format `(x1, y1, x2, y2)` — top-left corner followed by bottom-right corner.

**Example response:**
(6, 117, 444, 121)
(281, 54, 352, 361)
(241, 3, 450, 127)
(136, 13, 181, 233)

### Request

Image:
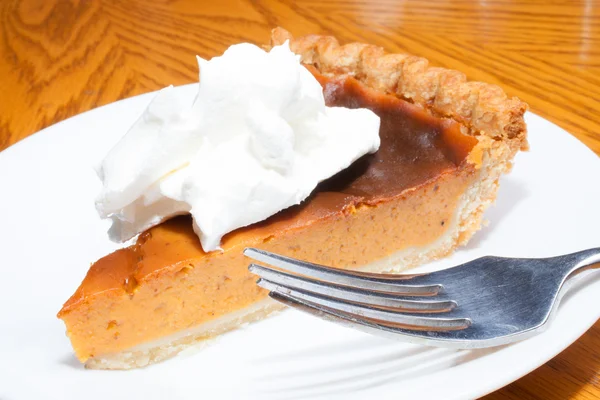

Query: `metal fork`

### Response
(245, 247, 600, 349)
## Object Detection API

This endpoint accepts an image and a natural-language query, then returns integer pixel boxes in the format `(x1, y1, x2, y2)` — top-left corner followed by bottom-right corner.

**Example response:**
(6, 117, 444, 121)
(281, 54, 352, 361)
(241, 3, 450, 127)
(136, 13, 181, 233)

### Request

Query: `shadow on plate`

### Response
(60, 353, 84, 370)
(250, 336, 503, 399)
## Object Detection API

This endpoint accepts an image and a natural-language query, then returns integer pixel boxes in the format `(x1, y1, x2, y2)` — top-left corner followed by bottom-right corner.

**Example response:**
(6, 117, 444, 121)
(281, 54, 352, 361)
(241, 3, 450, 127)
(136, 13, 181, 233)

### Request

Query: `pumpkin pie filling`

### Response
(58, 30, 527, 369)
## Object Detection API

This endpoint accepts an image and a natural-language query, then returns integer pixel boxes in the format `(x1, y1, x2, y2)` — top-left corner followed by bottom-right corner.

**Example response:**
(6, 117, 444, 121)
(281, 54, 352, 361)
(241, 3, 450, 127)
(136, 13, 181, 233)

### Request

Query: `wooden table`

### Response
(1, 1, 598, 398)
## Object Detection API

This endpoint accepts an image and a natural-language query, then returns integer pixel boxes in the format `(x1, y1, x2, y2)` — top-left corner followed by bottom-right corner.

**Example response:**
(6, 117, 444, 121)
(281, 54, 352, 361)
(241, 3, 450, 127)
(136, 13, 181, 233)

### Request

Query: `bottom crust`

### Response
(85, 298, 285, 369)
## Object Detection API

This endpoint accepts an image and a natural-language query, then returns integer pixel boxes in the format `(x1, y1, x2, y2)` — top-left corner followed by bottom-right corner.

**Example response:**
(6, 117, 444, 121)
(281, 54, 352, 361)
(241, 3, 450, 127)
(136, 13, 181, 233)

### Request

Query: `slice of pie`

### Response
(58, 28, 527, 369)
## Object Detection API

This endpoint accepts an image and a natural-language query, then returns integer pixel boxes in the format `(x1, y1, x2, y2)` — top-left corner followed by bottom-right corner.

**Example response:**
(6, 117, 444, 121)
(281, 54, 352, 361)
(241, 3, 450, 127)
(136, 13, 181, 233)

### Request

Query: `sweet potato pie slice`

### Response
(58, 28, 527, 369)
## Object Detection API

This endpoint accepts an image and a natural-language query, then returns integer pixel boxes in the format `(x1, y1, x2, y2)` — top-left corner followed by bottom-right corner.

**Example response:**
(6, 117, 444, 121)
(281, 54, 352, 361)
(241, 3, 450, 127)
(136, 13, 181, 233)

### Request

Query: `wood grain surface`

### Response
(1, 0, 598, 398)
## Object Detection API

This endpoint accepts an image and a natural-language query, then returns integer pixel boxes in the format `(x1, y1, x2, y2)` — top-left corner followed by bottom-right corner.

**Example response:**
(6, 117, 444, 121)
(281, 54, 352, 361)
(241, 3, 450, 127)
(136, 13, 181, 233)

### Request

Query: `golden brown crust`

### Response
(271, 27, 528, 150)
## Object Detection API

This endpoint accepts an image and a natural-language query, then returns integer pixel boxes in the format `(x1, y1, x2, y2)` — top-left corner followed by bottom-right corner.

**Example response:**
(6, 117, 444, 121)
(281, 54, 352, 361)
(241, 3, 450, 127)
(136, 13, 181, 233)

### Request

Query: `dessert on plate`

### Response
(58, 28, 527, 369)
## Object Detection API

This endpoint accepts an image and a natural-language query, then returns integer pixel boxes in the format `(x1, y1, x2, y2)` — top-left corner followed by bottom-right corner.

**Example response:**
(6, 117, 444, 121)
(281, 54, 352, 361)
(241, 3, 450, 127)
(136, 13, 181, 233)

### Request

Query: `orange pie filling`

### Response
(59, 72, 484, 364)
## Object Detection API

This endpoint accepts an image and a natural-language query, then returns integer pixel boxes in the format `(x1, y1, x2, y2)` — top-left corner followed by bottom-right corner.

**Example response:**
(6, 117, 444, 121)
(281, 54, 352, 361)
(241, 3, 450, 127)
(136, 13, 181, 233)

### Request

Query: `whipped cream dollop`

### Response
(96, 42, 380, 252)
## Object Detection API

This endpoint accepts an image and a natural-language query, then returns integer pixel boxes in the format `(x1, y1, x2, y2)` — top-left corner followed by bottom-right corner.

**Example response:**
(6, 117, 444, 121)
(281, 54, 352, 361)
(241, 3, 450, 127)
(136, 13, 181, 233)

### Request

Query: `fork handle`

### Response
(558, 247, 600, 279)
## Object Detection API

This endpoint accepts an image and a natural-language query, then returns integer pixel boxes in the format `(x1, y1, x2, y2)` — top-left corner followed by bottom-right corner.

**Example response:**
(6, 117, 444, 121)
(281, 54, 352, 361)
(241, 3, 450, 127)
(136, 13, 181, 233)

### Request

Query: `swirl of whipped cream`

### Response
(96, 41, 380, 252)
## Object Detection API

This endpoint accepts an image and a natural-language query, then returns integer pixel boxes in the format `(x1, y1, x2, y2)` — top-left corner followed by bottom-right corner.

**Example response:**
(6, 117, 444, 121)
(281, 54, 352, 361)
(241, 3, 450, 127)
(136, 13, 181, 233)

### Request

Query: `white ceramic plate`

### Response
(1, 85, 599, 400)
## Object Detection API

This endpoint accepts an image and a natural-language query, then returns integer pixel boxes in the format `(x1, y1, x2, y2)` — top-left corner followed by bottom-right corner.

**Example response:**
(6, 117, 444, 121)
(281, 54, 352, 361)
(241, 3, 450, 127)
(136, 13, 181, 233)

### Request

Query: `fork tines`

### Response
(244, 248, 471, 332)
